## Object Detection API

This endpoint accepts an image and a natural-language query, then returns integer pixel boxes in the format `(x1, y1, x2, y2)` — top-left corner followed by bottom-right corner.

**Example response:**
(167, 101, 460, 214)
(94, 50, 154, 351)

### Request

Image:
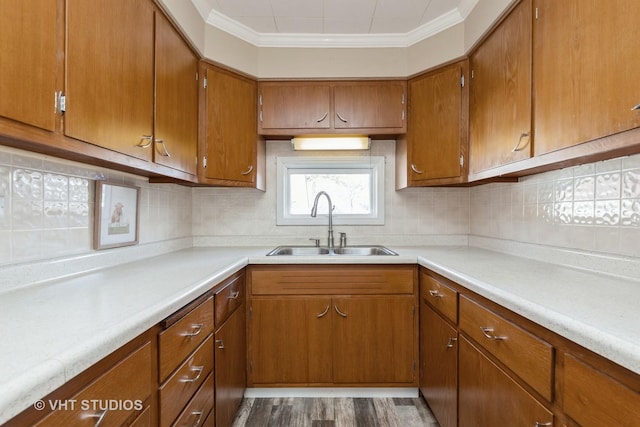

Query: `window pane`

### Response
(289, 172, 371, 215)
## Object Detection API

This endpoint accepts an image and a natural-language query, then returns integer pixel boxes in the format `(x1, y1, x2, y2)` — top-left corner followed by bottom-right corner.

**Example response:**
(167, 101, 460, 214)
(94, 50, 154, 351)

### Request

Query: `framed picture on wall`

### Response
(94, 181, 140, 250)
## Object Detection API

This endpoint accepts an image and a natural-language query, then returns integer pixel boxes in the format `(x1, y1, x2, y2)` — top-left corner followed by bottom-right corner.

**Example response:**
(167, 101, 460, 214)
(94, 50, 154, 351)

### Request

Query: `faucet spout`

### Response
(310, 191, 334, 249)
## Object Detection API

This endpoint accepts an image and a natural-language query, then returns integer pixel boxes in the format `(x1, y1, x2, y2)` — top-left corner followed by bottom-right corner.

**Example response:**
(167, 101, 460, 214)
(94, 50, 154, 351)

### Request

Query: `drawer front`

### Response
(159, 296, 214, 382)
(173, 372, 214, 427)
(35, 342, 152, 427)
(420, 272, 458, 323)
(160, 334, 214, 427)
(459, 296, 553, 400)
(215, 273, 245, 327)
(563, 354, 640, 426)
(251, 266, 415, 295)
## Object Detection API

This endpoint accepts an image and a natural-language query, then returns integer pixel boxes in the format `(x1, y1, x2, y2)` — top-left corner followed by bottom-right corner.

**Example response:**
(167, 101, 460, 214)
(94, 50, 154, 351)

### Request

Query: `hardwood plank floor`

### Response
(232, 397, 440, 427)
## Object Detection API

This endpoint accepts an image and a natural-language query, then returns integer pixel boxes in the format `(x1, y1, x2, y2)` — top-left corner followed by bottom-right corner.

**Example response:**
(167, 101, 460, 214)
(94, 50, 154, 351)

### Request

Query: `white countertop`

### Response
(1, 245, 639, 423)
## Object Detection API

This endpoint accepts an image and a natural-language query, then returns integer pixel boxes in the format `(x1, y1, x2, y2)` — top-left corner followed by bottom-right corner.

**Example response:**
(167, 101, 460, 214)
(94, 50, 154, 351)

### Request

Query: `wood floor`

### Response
(231, 397, 440, 427)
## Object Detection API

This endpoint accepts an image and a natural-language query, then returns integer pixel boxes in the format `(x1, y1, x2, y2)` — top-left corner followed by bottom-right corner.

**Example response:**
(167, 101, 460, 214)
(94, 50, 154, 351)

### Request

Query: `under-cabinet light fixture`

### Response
(291, 135, 371, 151)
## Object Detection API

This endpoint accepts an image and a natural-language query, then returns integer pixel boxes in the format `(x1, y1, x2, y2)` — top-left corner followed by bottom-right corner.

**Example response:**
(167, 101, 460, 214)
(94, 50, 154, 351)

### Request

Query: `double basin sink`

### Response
(267, 245, 398, 256)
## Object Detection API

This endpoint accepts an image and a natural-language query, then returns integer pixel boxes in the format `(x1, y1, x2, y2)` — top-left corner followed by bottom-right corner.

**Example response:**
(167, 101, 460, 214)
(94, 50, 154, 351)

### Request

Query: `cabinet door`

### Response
(332, 296, 415, 384)
(333, 83, 406, 131)
(215, 305, 246, 427)
(205, 66, 258, 183)
(407, 63, 466, 183)
(154, 12, 198, 175)
(259, 84, 331, 130)
(420, 304, 457, 427)
(469, 0, 532, 175)
(250, 297, 332, 384)
(459, 337, 553, 427)
(0, 0, 58, 131)
(65, 0, 154, 161)
(534, 0, 640, 156)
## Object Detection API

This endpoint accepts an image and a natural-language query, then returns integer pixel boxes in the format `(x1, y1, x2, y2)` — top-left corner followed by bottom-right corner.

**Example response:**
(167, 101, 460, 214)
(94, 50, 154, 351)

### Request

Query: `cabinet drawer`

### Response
(459, 296, 553, 400)
(563, 354, 640, 426)
(172, 372, 214, 427)
(160, 334, 214, 427)
(420, 272, 458, 323)
(251, 266, 415, 295)
(215, 273, 245, 327)
(35, 342, 152, 426)
(159, 296, 214, 382)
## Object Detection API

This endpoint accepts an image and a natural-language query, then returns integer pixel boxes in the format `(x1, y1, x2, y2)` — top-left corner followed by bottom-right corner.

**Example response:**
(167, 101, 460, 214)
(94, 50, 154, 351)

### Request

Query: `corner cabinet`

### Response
(200, 63, 265, 190)
(468, 0, 532, 180)
(396, 60, 469, 188)
(258, 81, 407, 137)
(247, 265, 418, 386)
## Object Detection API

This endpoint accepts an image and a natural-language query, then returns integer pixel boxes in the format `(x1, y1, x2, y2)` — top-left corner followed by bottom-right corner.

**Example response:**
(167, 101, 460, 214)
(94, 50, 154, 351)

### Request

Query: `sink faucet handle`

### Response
(339, 232, 347, 248)
(309, 238, 320, 247)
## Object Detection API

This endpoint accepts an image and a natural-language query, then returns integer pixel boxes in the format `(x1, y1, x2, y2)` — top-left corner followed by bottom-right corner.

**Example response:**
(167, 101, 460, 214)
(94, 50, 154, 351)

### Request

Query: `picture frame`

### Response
(94, 181, 140, 250)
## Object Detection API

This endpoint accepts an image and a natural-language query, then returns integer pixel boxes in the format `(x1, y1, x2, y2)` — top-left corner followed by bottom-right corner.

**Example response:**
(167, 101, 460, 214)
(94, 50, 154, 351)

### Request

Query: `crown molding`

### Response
(201, 0, 480, 48)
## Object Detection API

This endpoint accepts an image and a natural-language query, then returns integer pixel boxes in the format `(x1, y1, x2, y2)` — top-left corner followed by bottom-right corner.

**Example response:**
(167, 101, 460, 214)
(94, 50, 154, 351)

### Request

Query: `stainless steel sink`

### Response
(266, 245, 398, 256)
(332, 246, 398, 256)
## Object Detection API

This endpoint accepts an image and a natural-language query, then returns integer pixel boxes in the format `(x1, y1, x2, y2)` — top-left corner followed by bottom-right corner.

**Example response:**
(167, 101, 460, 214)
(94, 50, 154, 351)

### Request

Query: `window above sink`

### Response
(276, 156, 385, 226)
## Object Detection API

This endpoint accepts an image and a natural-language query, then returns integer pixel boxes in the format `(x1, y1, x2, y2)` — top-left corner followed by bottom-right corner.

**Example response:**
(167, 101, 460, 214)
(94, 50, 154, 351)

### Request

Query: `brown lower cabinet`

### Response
(419, 267, 640, 427)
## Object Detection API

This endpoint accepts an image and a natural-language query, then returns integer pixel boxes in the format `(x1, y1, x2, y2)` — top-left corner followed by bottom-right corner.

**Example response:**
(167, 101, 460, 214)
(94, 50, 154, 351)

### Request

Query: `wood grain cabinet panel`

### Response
(333, 83, 406, 131)
(203, 64, 264, 188)
(65, 0, 154, 161)
(420, 272, 458, 323)
(420, 303, 457, 427)
(172, 372, 214, 427)
(0, 0, 58, 132)
(563, 353, 640, 426)
(154, 12, 199, 175)
(459, 337, 553, 427)
(533, 0, 640, 156)
(259, 83, 332, 130)
(469, 0, 532, 176)
(397, 61, 468, 188)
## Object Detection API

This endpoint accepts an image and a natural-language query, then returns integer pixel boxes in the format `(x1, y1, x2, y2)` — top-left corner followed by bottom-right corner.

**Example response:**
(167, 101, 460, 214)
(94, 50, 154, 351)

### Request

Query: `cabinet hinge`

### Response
(249, 306, 252, 319)
(401, 93, 405, 105)
(460, 75, 465, 88)
(402, 110, 405, 121)
(259, 110, 263, 122)
(203, 77, 207, 89)
(412, 306, 415, 318)
(195, 72, 199, 81)
(460, 155, 464, 168)
(471, 69, 475, 79)
(203, 156, 207, 169)
(258, 94, 262, 106)
(535, 7, 539, 19)
(58, 93, 66, 113)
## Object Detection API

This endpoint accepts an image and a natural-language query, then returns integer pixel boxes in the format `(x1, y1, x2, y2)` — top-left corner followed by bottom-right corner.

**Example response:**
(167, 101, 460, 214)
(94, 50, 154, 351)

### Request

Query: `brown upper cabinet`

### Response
(258, 81, 407, 136)
(201, 64, 266, 190)
(0, 0, 59, 132)
(65, 0, 156, 162)
(533, 0, 640, 156)
(153, 12, 199, 176)
(397, 60, 469, 189)
(469, 0, 532, 179)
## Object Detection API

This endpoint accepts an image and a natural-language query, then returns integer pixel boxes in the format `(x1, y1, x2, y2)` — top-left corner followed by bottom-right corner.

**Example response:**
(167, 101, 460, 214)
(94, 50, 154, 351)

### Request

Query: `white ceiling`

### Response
(191, 0, 479, 48)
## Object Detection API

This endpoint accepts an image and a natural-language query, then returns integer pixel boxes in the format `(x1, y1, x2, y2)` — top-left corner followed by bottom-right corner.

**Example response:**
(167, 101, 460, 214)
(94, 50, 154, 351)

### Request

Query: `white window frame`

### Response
(276, 156, 385, 226)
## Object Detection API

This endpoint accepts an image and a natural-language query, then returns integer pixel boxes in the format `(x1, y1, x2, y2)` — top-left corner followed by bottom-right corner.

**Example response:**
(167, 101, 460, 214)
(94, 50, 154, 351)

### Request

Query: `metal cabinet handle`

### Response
(136, 135, 153, 148)
(534, 422, 552, 427)
(216, 339, 225, 349)
(336, 112, 348, 123)
(480, 326, 506, 341)
(632, 103, 640, 111)
(155, 139, 171, 157)
(316, 304, 330, 318)
(512, 132, 530, 152)
(334, 305, 348, 317)
(186, 411, 204, 427)
(181, 323, 204, 338)
(83, 409, 107, 427)
(446, 337, 457, 348)
(316, 112, 328, 123)
(180, 365, 204, 383)
(410, 164, 424, 174)
(241, 165, 254, 175)
(227, 290, 240, 300)
(428, 289, 444, 298)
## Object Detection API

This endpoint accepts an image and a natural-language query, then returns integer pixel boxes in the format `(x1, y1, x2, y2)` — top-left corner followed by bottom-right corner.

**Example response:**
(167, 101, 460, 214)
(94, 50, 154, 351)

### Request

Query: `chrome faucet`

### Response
(310, 191, 334, 249)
